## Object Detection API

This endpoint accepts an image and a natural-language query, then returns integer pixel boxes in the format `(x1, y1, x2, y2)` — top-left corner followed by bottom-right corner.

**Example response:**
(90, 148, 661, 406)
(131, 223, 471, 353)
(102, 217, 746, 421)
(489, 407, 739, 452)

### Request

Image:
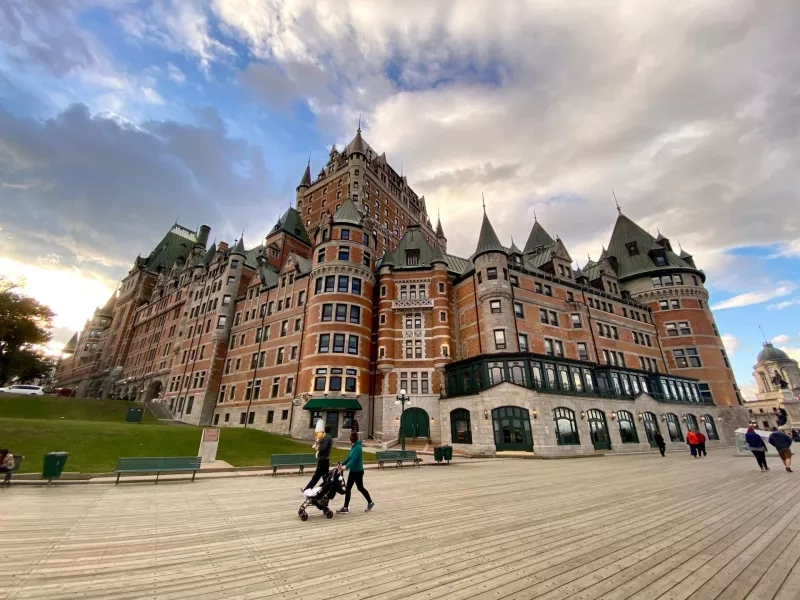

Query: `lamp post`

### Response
(396, 388, 410, 451)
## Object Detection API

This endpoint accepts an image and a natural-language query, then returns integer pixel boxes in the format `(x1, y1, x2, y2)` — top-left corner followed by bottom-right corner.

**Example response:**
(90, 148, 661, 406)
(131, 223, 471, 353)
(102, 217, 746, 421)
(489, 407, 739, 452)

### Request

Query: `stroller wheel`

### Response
(298, 509, 308, 521)
(325, 509, 333, 519)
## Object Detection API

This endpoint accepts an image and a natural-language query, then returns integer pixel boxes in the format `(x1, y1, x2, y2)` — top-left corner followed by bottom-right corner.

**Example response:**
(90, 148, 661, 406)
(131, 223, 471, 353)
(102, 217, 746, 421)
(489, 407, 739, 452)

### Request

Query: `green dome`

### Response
(757, 343, 790, 364)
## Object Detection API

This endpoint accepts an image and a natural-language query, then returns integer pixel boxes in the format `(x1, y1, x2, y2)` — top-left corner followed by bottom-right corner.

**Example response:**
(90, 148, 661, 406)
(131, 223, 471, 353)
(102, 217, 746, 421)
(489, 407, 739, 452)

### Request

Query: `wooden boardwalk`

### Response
(2, 452, 800, 599)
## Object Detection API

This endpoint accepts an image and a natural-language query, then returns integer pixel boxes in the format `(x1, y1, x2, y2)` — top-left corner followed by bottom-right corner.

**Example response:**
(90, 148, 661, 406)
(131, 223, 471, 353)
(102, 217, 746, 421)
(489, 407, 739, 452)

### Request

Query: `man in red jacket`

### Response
(696, 430, 707, 457)
(686, 429, 699, 458)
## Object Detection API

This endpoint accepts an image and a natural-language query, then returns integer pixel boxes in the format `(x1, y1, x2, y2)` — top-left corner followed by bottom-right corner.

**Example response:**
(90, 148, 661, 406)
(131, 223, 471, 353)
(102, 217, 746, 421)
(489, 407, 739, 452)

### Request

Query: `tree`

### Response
(0, 277, 56, 384)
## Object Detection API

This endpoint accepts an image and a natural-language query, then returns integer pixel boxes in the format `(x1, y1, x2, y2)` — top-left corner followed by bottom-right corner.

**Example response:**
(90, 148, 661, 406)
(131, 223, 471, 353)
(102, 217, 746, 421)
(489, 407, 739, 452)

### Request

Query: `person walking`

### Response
(745, 425, 769, 472)
(696, 430, 707, 458)
(304, 426, 333, 491)
(686, 429, 699, 458)
(653, 431, 666, 457)
(768, 427, 793, 473)
(337, 431, 374, 513)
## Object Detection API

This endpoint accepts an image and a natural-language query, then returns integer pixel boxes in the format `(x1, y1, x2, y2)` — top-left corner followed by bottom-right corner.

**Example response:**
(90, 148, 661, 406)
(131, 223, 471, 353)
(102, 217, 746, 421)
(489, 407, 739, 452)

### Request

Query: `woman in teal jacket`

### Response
(337, 432, 375, 513)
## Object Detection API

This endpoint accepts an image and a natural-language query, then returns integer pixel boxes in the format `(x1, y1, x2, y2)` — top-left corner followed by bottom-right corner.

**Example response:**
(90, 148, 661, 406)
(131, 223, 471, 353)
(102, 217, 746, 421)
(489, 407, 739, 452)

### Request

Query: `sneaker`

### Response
(365, 502, 375, 512)
(336, 507, 349, 513)
(787, 467, 793, 473)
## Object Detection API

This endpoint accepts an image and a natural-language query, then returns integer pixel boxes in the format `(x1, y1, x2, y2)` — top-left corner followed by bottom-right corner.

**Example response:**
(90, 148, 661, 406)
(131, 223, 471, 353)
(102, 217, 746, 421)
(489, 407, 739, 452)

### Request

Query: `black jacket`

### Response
(317, 434, 333, 459)
(654, 432, 665, 447)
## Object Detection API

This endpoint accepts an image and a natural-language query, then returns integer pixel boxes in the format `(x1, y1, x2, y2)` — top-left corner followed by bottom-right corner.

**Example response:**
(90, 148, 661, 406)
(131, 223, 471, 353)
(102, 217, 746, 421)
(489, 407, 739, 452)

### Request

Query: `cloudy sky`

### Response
(1, 0, 798, 397)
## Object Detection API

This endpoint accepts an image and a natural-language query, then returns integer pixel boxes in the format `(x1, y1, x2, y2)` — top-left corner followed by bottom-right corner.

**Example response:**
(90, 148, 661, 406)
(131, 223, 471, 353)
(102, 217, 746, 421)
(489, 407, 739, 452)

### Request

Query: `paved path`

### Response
(2, 452, 800, 599)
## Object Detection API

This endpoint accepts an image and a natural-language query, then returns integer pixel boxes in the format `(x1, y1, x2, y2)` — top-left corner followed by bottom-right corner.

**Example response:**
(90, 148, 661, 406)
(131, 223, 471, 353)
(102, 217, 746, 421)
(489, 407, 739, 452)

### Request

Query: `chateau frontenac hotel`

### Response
(55, 128, 750, 456)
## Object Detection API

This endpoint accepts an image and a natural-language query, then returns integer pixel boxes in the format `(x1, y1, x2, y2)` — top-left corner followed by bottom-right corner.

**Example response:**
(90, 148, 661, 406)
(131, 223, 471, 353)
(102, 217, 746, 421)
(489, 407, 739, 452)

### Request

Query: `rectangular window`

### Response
(253, 379, 261, 399)
(666, 323, 678, 336)
(240, 412, 247, 424)
(487, 267, 498, 280)
(338, 246, 350, 261)
(490, 300, 501, 313)
(222, 294, 231, 306)
(227, 276, 235, 285)
(535, 282, 543, 294)
(315, 278, 323, 294)
(286, 377, 294, 394)
(335, 304, 347, 322)
(549, 311, 558, 326)
(350, 305, 361, 323)
(554, 340, 564, 357)
(248, 412, 255, 424)
(518, 333, 529, 352)
(318, 334, 330, 353)
(514, 302, 524, 318)
(406, 250, 420, 266)
(544, 285, 552, 296)
(494, 329, 506, 350)
(337, 276, 349, 292)
(679, 321, 691, 335)
(439, 311, 447, 322)
(540, 308, 548, 324)
(352, 278, 362, 295)
(545, 339, 553, 356)
(267, 410, 274, 424)
(348, 335, 359, 355)
(341, 229, 350, 240)
(571, 313, 582, 328)
(363, 252, 371, 267)
(577, 343, 589, 361)
(276, 347, 284, 364)
(333, 333, 345, 353)
(673, 349, 688, 368)
(282, 409, 289, 420)
(186, 397, 194, 414)
(217, 316, 227, 329)
(280, 320, 288, 337)
(510, 275, 519, 287)
(322, 304, 333, 321)
(271, 377, 279, 398)
(438, 282, 445, 293)
(324, 276, 335, 292)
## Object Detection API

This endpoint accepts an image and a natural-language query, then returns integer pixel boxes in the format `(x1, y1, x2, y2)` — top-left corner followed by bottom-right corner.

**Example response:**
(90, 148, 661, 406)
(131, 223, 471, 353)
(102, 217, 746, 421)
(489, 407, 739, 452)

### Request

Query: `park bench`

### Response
(2, 455, 24, 487)
(271, 454, 318, 477)
(376, 450, 421, 469)
(115, 457, 201, 484)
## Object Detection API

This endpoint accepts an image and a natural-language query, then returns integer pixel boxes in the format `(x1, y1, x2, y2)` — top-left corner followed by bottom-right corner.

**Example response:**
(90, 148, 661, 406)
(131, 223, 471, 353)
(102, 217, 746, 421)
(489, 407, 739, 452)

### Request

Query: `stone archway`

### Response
(87, 379, 103, 399)
(146, 380, 164, 401)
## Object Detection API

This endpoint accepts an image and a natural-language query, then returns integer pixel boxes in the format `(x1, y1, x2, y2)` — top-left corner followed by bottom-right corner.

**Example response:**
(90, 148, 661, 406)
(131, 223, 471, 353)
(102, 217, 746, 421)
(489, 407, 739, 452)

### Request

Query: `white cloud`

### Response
(721, 334, 740, 356)
(768, 297, 800, 311)
(772, 334, 791, 345)
(739, 378, 758, 402)
(710, 282, 797, 311)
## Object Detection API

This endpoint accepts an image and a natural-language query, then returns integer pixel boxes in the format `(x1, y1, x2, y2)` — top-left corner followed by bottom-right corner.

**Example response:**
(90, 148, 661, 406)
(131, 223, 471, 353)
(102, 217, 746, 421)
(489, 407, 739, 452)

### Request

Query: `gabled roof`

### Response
(523, 220, 555, 254)
(444, 253, 472, 275)
(332, 197, 362, 226)
(243, 244, 263, 268)
(139, 224, 197, 274)
(267, 207, 311, 245)
(391, 225, 438, 270)
(605, 214, 697, 280)
(63, 332, 78, 354)
(474, 212, 505, 258)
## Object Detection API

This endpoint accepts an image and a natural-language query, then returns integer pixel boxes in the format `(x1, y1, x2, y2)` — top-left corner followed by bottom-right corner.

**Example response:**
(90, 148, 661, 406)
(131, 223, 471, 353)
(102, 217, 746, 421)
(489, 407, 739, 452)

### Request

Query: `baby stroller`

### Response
(298, 465, 346, 521)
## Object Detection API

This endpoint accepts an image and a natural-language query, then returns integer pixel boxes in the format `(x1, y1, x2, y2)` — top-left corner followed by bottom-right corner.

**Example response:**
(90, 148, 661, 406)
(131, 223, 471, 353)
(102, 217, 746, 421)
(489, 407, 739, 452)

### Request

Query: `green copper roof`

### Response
(605, 214, 696, 281)
(348, 128, 367, 155)
(444, 253, 472, 275)
(140, 225, 197, 274)
(474, 212, 505, 258)
(332, 197, 362, 226)
(431, 240, 447, 265)
(391, 225, 438, 269)
(268, 207, 311, 245)
(231, 236, 246, 256)
(523, 220, 555, 253)
(204, 242, 217, 266)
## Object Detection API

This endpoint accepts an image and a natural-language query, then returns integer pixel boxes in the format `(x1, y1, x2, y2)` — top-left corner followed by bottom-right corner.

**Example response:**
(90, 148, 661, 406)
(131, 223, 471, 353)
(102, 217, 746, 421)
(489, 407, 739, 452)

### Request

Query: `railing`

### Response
(392, 298, 434, 310)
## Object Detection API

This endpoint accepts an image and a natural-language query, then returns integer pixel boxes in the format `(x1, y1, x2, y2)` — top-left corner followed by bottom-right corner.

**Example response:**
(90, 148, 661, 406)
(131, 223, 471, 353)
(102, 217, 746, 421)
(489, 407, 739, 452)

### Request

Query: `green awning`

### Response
(303, 398, 363, 411)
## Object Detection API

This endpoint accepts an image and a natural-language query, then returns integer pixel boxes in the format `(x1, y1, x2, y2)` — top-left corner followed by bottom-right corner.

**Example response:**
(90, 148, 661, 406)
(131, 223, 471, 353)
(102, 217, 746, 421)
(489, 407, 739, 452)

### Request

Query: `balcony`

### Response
(391, 298, 434, 310)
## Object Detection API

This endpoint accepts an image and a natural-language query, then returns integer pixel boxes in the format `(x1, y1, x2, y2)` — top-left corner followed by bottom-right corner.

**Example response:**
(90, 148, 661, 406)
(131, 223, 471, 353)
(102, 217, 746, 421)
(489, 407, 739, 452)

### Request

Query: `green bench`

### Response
(376, 450, 421, 469)
(271, 454, 318, 477)
(2, 455, 23, 487)
(115, 457, 202, 484)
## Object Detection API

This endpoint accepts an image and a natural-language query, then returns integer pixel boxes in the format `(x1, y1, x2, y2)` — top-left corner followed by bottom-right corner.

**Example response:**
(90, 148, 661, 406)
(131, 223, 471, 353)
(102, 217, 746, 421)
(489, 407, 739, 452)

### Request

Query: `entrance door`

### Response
(587, 409, 611, 451)
(492, 406, 533, 452)
(401, 408, 429, 440)
(326, 411, 339, 438)
(643, 412, 660, 448)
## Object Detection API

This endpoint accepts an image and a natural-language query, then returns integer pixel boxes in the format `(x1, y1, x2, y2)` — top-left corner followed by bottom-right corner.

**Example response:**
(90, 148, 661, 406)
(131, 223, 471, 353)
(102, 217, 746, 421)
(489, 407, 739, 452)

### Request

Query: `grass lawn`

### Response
(0, 396, 347, 473)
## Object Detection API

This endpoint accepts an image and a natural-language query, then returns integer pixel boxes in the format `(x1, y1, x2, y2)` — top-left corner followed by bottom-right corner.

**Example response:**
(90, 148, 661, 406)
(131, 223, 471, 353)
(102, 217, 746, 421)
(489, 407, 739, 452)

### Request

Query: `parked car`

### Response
(0, 384, 45, 396)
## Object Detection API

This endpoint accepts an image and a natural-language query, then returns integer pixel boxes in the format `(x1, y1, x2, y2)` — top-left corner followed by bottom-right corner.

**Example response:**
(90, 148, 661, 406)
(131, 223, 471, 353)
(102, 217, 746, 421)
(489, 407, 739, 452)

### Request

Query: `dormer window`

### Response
(406, 249, 420, 266)
(654, 254, 667, 266)
(625, 242, 639, 256)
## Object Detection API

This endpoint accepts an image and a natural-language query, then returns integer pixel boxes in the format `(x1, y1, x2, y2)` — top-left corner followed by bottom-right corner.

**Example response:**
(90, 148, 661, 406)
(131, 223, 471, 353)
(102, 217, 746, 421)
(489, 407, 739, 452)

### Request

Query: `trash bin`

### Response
(125, 407, 144, 423)
(42, 452, 69, 481)
(433, 446, 443, 463)
(442, 446, 453, 463)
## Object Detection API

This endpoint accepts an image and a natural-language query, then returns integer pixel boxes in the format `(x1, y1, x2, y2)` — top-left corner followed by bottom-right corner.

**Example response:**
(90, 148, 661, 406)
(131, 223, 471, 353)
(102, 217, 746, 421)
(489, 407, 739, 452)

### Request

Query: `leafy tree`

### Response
(0, 277, 56, 384)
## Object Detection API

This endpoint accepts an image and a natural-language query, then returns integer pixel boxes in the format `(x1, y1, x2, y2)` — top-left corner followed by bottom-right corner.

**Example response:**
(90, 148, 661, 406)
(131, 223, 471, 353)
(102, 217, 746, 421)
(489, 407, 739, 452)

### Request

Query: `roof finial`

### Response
(758, 324, 769, 344)
(482, 192, 486, 213)
(307, 152, 311, 166)
(174, 213, 180, 226)
(534, 209, 538, 222)
(678, 239, 683, 251)
(612, 189, 621, 214)
(357, 114, 362, 133)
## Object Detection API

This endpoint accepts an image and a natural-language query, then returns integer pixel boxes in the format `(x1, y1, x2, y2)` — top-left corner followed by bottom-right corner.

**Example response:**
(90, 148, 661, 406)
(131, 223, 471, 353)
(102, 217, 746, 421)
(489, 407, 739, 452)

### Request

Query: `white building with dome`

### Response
(745, 342, 800, 430)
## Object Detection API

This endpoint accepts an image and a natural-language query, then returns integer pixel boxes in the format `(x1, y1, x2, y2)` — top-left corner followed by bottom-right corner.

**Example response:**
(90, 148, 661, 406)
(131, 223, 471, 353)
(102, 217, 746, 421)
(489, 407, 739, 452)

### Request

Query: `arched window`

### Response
(509, 363, 525, 386)
(450, 409, 472, 444)
(703, 414, 719, 440)
(553, 407, 580, 446)
(489, 363, 505, 386)
(617, 410, 639, 443)
(685, 413, 699, 432)
(665, 413, 683, 442)
(643, 412, 660, 446)
(545, 365, 557, 389)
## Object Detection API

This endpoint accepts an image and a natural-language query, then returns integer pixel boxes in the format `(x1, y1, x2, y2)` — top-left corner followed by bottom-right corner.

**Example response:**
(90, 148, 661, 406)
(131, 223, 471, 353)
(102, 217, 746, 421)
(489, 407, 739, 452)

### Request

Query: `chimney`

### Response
(197, 224, 211, 248)
(218, 241, 229, 254)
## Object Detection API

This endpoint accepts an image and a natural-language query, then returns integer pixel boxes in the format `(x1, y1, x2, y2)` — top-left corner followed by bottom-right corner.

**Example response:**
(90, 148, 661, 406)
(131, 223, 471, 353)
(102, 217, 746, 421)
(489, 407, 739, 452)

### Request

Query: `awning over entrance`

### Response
(303, 398, 363, 411)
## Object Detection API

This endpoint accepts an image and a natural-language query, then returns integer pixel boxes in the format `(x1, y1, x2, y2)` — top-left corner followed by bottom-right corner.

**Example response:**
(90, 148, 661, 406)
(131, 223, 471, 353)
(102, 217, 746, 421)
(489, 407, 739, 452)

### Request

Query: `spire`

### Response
(474, 211, 505, 259)
(523, 220, 555, 253)
(612, 189, 621, 214)
(298, 158, 311, 188)
(232, 235, 246, 256)
(98, 291, 117, 317)
(435, 216, 445, 239)
(508, 235, 522, 255)
(431, 239, 447, 266)
(349, 124, 366, 156)
(204, 242, 217, 265)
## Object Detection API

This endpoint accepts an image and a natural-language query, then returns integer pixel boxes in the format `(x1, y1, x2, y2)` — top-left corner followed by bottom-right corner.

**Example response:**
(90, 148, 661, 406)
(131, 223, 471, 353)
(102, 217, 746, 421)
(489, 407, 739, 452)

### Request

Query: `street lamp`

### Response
(396, 388, 410, 451)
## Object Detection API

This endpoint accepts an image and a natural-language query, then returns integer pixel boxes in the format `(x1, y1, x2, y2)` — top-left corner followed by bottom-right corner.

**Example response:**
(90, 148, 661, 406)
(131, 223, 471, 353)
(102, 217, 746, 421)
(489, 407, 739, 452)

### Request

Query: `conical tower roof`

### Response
(436, 218, 445, 239)
(62, 332, 78, 354)
(97, 291, 117, 317)
(348, 126, 367, 156)
(381, 247, 395, 268)
(232, 235, 246, 256)
(508, 236, 522, 255)
(474, 211, 505, 259)
(268, 207, 311, 244)
(298, 161, 312, 188)
(204, 242, 217, 265)
(332, 197, 362, 226)
(431, 240, 447, 265)
(523, 219, 555, 253)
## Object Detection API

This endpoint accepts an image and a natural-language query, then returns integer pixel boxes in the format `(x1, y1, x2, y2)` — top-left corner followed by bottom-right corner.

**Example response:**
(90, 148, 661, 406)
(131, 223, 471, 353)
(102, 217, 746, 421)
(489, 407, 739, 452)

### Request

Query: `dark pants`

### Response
(305, 458, 330, 490)
(0, 467, 10, 473)
(343, 471, 372, 507)
(752, 451, 768, 470)
(697, 443, 707, 457)
(658, 445, 666, 457)
(689, 444, 697, 457)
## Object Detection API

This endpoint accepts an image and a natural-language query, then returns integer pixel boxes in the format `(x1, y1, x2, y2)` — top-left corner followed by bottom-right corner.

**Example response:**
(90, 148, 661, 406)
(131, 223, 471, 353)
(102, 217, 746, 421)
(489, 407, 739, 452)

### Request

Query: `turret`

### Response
(435, 217, 447, 254)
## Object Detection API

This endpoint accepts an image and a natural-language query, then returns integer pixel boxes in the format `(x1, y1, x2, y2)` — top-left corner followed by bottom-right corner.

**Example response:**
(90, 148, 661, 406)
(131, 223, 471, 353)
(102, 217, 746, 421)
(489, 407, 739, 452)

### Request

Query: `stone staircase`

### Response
(146, 401, 173, 421)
